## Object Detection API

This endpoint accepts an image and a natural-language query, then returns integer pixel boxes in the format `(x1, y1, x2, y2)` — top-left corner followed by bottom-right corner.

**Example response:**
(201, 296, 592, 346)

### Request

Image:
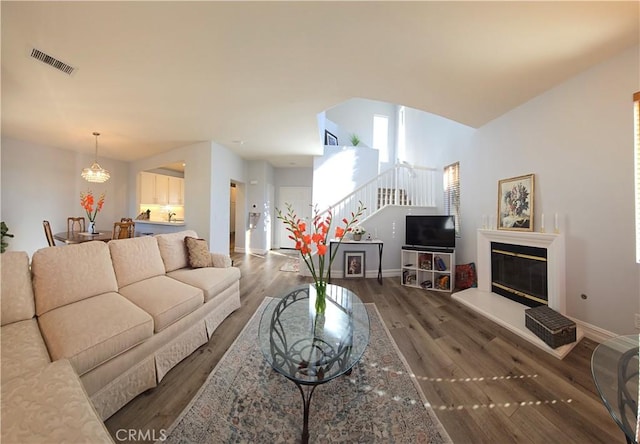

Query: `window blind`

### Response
(444, 162, 460, 236)
(634, 92, 640, 262)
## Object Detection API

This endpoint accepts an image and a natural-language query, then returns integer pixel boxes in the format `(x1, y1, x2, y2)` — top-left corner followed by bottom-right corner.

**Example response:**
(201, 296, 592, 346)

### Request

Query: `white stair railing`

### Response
(319, 163, 438, 227)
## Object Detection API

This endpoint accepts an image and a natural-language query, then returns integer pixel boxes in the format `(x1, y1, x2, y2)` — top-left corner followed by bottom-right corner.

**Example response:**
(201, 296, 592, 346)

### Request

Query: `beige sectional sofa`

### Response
(1, 230, 241, 442)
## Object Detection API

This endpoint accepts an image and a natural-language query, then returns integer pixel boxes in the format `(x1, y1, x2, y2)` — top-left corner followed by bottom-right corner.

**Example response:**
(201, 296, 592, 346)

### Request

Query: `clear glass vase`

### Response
(88, 221, 97, 234)
(314, 280, 327, 315)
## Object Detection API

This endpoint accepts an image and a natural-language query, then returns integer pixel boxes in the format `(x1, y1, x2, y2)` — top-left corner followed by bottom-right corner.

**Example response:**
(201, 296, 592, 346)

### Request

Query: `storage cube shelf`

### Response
(401, 247, 455, 292)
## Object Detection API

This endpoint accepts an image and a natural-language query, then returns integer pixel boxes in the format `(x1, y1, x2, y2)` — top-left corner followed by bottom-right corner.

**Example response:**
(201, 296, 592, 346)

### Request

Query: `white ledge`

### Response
(452, 288, 583, 359)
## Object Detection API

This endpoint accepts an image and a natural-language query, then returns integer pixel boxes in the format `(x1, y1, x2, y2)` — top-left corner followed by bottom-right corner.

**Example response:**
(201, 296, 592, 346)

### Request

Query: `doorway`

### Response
(229, 182, 236, 253)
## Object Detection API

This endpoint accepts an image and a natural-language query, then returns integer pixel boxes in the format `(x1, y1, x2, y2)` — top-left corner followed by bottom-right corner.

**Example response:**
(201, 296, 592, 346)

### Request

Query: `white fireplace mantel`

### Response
(476, 229, 566, 313)
(453, 229, 582, 359)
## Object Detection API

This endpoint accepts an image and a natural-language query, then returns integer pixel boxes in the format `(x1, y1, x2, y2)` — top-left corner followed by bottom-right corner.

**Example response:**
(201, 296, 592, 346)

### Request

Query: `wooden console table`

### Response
(328, 239, 383, 284)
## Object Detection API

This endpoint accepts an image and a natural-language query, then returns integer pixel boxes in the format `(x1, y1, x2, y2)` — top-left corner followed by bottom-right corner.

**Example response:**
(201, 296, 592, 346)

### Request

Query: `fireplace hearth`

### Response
(452, 229, 582, 359)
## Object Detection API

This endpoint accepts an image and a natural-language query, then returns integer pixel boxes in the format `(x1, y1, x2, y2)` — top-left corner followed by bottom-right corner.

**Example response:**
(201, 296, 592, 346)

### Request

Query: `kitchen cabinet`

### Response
(139, 172, 184, 206)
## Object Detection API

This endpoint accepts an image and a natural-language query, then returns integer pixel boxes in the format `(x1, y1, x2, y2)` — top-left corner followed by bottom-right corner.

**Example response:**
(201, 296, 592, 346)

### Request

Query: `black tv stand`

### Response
(403, 245, 454, 254)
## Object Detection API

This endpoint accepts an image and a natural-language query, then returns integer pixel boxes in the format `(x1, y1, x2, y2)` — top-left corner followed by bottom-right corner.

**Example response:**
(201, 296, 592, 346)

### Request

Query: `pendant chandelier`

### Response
(81, 132, 110, 183)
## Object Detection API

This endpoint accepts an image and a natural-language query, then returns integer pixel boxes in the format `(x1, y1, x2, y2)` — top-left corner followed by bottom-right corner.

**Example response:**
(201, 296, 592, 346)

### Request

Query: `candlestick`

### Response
(541, 213, 545, 232)
(554, 213, 559, 233)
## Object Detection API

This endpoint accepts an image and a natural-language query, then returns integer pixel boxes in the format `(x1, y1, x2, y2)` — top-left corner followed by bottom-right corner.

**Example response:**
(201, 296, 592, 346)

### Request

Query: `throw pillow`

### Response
(455, 262, 477, 290)
(184, 236, 212, 268)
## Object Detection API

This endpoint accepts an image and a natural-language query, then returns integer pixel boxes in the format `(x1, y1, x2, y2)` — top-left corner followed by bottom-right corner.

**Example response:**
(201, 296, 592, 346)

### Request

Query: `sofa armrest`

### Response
(210, 253, 232, 268)
(1, 359, 113, 443)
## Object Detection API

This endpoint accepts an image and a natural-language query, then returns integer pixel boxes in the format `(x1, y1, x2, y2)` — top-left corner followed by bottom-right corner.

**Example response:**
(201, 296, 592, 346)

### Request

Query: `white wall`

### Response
(401, 107, 476, 211)
(1, 137, 129, 257)
(210, 142, 246, 253)
(445, 45, 640, 335)
(403, 107, 475, 167)
(312, 146, 379, 210)
(243, 160, 274, 254)
(326, 97, 397, 168)
(129, 141, 247, 254)
(129, 141, 213, 244)
(274, 167, 313, 189)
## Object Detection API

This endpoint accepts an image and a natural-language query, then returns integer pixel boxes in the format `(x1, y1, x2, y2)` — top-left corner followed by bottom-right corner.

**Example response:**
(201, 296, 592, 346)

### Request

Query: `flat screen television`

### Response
(405, 215, 456, 249)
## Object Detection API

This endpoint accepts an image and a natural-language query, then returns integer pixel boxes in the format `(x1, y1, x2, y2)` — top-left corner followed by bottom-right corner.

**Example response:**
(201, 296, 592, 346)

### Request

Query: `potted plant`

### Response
(1, 222, 14, 253)
(350, 134, 361, 146)
(352, 225, 366, 241)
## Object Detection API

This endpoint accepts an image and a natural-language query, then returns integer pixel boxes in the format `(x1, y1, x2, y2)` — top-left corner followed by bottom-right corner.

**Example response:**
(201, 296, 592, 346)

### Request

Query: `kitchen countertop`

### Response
(135, 220, 185, 226)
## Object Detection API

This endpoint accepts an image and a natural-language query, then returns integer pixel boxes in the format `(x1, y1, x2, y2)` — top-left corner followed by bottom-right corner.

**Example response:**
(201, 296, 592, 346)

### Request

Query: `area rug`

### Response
(163, 298, 452, 443)
(279, 259, 299, 273)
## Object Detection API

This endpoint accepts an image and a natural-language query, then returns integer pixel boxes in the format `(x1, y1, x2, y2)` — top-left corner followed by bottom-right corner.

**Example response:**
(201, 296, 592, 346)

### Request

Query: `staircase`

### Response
(319, 163, 438, 226)
(377, 187, 410, 207)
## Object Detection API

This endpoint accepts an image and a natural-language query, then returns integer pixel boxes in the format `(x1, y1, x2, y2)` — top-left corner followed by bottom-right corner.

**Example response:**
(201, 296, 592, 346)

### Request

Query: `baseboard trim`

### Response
(572, 319, 616, 343)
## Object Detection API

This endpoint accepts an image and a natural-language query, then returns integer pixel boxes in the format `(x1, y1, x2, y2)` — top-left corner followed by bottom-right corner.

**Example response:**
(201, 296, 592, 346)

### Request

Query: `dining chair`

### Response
(43, 220, 55, 247)
(67, 216, 86, 234)
(112, 221, 135, 240)
(120, 217, 134, 223)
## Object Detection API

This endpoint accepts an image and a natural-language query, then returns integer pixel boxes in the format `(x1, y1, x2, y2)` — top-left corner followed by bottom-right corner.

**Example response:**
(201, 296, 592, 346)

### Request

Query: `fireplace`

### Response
(452, 229, 581, 359)
(491, 242, 548, 308)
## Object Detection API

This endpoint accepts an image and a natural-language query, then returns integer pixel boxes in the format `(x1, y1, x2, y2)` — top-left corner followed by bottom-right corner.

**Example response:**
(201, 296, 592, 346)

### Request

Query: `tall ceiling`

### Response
(2, 1, 638, 168)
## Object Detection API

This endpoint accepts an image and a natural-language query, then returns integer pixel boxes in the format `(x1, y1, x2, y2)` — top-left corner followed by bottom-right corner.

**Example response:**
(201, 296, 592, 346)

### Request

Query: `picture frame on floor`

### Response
(497, 173, 534, 231)
(344, 251, 365, 278)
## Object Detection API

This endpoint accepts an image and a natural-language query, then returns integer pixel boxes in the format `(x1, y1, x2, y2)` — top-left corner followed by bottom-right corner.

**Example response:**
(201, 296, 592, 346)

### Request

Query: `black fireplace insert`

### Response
(491, 242, 548, 307)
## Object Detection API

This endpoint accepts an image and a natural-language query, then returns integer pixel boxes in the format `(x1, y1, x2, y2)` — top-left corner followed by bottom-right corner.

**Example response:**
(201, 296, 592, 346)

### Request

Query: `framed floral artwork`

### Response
(344, 251, 365, 278)
(497, 174, 534, 231)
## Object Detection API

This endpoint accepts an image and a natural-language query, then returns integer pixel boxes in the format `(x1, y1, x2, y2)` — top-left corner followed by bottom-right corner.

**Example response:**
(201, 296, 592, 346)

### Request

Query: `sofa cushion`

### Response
(109, 236, 166, 288)
(32, 241, 119, 316)
(211, 252, 233, 268)
(37, 292, 154, 376)
(1, 359, 113, 444)
(155, 230, 198, 272)
(185, 236, 213, 268)
(168, 267, 241, 302)
(1, 251, 36, 325)
(118, 275, 204, 332)
(1, 319, 51, 385)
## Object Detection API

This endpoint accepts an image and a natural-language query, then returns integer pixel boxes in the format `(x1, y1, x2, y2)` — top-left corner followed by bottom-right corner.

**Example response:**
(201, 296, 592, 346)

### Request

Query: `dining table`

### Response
(54, 231, 112, 244)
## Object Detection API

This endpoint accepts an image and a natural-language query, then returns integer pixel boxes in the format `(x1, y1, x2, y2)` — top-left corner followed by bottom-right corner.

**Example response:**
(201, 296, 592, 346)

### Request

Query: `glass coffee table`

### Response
(258, 283, 370, 444)
(591, 334, 639, 444)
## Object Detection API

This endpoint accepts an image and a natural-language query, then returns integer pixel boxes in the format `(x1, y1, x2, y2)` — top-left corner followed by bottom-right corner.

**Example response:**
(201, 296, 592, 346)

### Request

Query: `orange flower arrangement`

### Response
(277, 201, 365, 314)
(80, 190, 105, 222)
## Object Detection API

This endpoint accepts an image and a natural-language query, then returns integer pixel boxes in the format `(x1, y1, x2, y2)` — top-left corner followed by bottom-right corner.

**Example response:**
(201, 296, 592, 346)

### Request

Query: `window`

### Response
(444, 162, 460, 236)
(634, 92, 640, 262)
(373, 114, 389, 162)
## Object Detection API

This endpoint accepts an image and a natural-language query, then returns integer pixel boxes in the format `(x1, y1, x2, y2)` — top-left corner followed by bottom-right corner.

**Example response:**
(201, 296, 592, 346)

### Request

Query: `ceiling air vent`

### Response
(30, 48, 76, 75)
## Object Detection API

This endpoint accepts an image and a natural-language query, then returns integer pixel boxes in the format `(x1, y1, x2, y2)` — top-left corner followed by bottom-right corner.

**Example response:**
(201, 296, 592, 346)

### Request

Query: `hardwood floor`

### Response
(105, 250, 623, 443)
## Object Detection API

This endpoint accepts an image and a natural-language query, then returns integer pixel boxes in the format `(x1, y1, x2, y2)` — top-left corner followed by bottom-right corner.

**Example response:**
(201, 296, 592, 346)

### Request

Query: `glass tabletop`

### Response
(258, 283, 370, 385)
(591, 334, 639, 443)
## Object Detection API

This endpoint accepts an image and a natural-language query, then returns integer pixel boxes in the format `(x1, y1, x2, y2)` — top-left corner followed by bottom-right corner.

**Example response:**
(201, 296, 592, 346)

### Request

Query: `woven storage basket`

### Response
(524, 306, 576, 349)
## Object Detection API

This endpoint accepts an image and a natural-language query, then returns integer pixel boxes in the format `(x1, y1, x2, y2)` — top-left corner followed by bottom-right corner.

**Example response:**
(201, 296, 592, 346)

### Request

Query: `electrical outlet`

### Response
(635, 314, 640, 330)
